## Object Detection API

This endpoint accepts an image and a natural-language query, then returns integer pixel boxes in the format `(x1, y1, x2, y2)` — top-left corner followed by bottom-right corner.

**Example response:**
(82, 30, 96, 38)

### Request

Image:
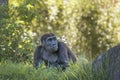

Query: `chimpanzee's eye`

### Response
(53, 37, 56, 40)
(48, 38, 52, 41)
(47, 36, 56, 42)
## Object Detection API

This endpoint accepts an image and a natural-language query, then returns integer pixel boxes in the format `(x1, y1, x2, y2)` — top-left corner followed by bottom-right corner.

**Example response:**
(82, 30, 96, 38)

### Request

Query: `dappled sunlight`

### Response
(0, 0, 120, 79)
(9, 0, 24, 6)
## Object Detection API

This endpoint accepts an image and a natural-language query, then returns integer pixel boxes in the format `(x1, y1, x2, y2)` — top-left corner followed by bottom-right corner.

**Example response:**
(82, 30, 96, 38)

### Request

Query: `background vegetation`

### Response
(0, 58, 107, 80)
(0, 0, 120, 79)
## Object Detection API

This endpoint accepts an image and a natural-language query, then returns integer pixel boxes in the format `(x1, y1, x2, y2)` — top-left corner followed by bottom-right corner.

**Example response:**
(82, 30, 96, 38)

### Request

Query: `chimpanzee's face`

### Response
(44, 36, 58, 52)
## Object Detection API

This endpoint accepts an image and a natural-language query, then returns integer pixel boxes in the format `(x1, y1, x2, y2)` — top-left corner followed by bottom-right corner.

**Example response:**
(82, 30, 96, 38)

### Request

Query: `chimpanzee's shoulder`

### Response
(35, 45, 44, 56)
(35, 45, 43, 52)
(37, 45, 43, 49)
(58, 41, 67, 47)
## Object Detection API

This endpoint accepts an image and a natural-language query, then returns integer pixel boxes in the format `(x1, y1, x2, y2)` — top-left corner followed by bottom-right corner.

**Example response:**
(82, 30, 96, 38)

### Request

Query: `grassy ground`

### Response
(0, 57, 106, 80)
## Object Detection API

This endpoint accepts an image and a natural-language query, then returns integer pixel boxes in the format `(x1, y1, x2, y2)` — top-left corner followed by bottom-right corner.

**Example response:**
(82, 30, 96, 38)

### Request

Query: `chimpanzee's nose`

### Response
(52, 43, 56, 46)
(52, 43, 56, 47)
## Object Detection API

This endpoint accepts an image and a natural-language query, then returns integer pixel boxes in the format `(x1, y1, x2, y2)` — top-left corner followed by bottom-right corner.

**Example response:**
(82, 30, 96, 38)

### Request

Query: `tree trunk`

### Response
(0, 0, 8, 28)
(0, 0, 8, 5)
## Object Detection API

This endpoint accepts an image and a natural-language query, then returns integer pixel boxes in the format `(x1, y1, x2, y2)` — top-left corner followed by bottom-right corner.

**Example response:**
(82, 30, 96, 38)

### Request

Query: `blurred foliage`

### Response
(0, 59, 97, 80)
(0, 22, 34, 62)
(0, 3, 34, 62)
(77, 0, 120, 59)
(0, 0, 120, 62)
(0, 59, 108, 80)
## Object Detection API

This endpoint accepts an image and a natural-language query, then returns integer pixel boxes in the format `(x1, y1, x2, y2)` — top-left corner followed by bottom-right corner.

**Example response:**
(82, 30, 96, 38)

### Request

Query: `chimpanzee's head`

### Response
(41, 33, 58, 52)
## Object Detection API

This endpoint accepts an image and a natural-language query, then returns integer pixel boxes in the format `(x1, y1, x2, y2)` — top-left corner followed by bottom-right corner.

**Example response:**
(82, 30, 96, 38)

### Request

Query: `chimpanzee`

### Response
(34, 33, 77, 70)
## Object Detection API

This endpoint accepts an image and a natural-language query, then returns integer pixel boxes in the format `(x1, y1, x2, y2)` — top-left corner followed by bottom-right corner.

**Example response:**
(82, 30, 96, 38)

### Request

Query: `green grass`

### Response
(0, 57, 106, 80)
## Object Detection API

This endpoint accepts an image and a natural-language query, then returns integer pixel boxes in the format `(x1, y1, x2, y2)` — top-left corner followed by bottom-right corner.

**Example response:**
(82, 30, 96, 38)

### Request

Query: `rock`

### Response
(92, 45, 120, 80)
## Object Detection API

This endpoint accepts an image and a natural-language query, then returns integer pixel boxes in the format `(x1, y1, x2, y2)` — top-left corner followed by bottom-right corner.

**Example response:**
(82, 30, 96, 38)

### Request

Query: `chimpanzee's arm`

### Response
(58, 42, 69, 69)
(67, 47, 77, 63)
(34, 46, 43, 68)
